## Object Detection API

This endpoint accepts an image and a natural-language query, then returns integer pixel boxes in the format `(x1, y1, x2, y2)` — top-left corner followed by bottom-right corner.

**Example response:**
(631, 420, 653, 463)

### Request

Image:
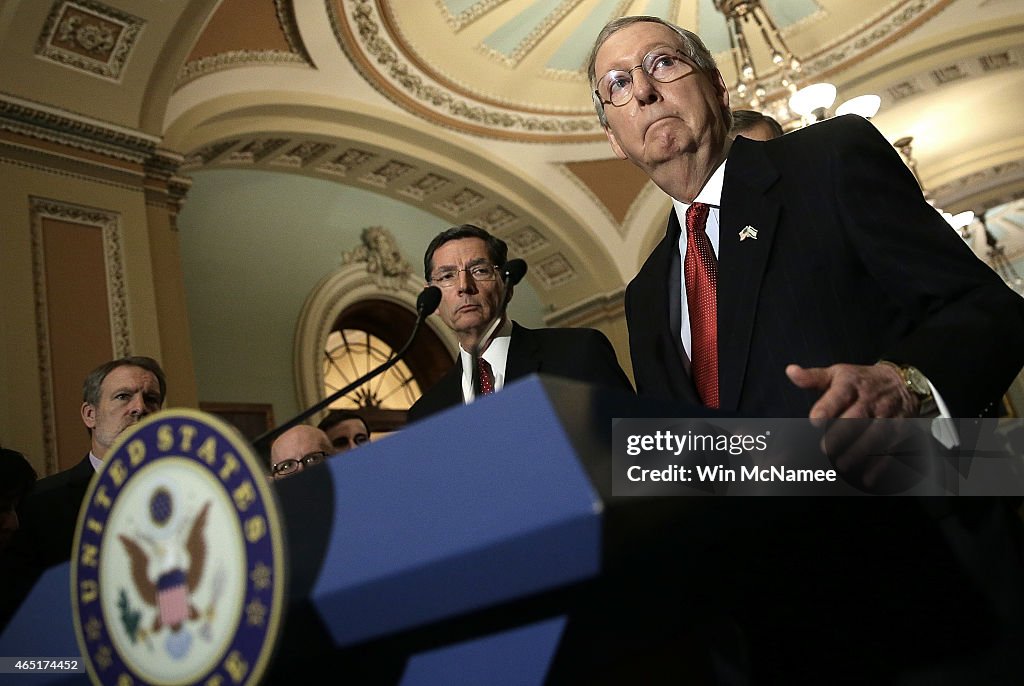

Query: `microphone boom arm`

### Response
(252, 288, 441, 453)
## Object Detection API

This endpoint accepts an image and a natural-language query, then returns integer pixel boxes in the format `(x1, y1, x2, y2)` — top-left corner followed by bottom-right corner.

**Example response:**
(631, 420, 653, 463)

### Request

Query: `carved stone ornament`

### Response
(36, 0, 144, 81)
(341, 226, 413, 290)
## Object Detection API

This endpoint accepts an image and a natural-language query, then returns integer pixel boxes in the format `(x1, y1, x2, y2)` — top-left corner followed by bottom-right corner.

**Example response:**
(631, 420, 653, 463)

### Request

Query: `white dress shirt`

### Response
(459, 318, 512, 403)
(667, 158, 953, 428)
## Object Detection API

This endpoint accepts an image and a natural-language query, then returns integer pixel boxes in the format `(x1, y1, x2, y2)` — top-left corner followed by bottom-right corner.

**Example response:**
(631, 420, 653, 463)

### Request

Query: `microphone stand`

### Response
(252, 289, 440, 455)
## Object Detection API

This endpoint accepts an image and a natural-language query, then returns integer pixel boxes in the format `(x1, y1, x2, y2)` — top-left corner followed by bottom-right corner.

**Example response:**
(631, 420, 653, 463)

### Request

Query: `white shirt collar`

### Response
(458, 318, 513, 402)
(670, 158, 727, 215)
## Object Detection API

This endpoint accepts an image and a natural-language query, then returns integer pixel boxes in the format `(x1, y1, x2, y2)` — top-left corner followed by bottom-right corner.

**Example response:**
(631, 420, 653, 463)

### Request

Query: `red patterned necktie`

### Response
(684, 202, 719, 408)
(477, 357, 495, 395)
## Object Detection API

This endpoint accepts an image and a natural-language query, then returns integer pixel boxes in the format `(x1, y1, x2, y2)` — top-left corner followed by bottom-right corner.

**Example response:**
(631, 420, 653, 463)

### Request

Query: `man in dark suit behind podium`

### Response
(407, 225, 632, 423)
(1, 356, 165, 628)
(586, 15, 1024, 683)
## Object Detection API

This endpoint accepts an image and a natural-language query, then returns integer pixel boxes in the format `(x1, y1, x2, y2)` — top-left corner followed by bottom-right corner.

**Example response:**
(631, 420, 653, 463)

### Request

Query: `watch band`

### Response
(878, 360, 933, 401)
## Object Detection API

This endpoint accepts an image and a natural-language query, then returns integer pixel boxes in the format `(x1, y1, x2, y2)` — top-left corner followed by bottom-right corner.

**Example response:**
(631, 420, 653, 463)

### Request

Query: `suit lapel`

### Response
(505, 323, 541, 381)
(717, 139, 780, 411)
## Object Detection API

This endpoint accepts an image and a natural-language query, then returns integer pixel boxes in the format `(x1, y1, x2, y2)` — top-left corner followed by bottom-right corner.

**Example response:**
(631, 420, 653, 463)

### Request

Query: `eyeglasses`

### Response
(430, 264, 501, 288)
(596, 49, 698, 108)
(272, 451, 328, 477)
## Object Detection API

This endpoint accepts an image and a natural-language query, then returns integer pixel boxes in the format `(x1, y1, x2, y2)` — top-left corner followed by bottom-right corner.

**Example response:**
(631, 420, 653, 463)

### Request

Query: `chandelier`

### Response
(978, 216, 1024, 295)
(714, 0, 801, 107)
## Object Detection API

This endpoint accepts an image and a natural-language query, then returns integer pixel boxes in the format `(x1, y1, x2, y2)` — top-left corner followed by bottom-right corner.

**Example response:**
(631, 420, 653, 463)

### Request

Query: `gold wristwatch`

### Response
(879, 361, 933, 402)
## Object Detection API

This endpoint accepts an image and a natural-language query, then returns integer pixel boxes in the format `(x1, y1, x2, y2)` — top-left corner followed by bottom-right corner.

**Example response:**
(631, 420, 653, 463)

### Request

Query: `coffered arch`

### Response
(165, 92, 628, 319)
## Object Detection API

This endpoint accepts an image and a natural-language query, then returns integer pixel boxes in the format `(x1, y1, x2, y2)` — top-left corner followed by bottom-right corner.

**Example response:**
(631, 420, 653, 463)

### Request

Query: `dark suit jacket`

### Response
(0, 455, 94, 629)
(626, 114, 1024, 418)
(622, 115, 1024, 682)
(407, 322, 633, 423)
(13, 455, 94, 568)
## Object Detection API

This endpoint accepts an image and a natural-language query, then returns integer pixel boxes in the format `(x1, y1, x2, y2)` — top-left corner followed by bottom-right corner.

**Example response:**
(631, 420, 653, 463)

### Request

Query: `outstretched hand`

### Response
(786, 362, 929, 492)
(785, 362, 918, 420)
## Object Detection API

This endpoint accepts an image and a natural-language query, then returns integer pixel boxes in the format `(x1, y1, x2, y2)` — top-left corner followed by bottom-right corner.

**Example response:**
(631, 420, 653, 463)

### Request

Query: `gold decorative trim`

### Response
(932, 157, 1024, 209)
(29, 197, 127, 471)
(0, 93, 157, 163)
(534, 252, 578, 288)
(801, 0, 955, 82)
(328, 0, 603, 142)
(35, 0, 144, 82)
(434, 0, 506, 32)
(174, 50, 310, 89)
(0, 156, 143, 192)
(274, 0, 315, 64)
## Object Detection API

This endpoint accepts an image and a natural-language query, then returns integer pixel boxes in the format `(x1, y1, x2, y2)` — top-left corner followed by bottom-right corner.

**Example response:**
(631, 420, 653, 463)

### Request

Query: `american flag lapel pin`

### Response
(739, 225, 758, 241)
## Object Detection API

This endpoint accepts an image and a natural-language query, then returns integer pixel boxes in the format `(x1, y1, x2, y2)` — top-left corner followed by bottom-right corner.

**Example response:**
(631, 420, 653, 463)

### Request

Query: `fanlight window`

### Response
(322, 329, 421, 411)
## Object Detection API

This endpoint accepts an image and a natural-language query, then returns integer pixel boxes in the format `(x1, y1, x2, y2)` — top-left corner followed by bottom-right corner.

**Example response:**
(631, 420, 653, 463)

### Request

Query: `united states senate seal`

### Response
(72, 409, 286, 686)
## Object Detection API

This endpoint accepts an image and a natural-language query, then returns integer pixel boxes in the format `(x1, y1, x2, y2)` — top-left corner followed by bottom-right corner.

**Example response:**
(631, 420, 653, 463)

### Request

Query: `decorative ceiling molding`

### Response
(800, 0, 955, 81)
(0, 93, 158, 163)
(35, 0, 144, 82)
(175, 51, 310, 89)
(174, 0, 314, 89)
(932, 156, 1024, 211)
(753, 0, 956, 117)
(180, 132, 587, 294)
(879, 46, 1023, 109)
(327, 0, 603, 142)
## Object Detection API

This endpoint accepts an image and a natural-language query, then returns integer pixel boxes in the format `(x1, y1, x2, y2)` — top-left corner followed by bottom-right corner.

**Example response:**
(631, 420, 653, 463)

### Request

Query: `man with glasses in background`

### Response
(269, 425, 332, 480)
(407, 224, 633, 422)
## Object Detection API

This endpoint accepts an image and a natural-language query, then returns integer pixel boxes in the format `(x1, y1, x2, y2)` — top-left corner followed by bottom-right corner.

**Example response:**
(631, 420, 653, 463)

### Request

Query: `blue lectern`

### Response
(1, 375, 709, 685)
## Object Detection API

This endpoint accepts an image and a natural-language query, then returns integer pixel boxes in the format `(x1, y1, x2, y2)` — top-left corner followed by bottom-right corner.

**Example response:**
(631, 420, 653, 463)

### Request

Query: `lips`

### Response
(643, 114, 674, 138)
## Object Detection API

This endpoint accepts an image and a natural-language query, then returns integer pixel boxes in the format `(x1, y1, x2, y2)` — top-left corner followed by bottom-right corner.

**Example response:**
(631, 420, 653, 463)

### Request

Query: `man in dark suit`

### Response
(590, 16, 1023, 420)
(1, 356, 165, 627)
(586, 15, 1024, 683)
(408, 225, 632, 422)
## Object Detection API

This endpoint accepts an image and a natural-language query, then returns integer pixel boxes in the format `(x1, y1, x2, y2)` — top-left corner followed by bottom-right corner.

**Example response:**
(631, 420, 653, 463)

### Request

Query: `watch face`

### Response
(904, 366, 929, 396)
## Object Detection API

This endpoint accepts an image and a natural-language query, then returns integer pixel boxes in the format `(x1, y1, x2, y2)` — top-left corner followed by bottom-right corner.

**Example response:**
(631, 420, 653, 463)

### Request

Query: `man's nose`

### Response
(631, 70, 660, 105)
(457, 270, 478, 293)
(128, 395, 146, 417)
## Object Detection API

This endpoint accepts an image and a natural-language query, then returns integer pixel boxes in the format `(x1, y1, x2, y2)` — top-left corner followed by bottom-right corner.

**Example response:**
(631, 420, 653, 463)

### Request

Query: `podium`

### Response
(0, 375, 714, 685)
(7, 375, 1021, 684)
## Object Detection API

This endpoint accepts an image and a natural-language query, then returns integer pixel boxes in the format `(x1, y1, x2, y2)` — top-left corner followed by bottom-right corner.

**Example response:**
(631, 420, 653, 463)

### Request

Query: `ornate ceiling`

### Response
(1, 0, 1022, 316)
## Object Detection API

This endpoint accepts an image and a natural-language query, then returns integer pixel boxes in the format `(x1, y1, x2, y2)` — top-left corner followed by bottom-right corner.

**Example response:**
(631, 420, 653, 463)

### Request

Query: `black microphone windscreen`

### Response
(417, 286, 442, 316)
(503, 259, 528, 286)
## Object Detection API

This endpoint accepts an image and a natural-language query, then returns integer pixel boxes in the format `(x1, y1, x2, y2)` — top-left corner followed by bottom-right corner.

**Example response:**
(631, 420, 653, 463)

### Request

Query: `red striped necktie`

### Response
(684, 202, 719, 408)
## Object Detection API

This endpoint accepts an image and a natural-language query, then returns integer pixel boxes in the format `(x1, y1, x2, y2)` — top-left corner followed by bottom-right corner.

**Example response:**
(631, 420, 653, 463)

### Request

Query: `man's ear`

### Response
(604, 125, 628, 160)
(712, 69, 731, 112)
(81, 402, 96, 430)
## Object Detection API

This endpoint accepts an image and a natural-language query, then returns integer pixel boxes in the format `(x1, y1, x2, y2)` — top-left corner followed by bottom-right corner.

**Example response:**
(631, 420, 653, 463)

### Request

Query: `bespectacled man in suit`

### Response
(586, 15, 1024, 683)
(407, 224, 633, 422)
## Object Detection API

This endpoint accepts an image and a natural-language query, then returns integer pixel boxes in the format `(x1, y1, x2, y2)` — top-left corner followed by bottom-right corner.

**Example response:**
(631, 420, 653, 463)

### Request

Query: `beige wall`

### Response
(0, 133, 197, 476)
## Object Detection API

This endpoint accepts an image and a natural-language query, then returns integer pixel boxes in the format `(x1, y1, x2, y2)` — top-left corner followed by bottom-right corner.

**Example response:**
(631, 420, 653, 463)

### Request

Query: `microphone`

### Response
(470, 259, 528, 397)
(417, 283, 442, 316)
(502, 258, 527, 286)
(252, 286, 442, 454)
